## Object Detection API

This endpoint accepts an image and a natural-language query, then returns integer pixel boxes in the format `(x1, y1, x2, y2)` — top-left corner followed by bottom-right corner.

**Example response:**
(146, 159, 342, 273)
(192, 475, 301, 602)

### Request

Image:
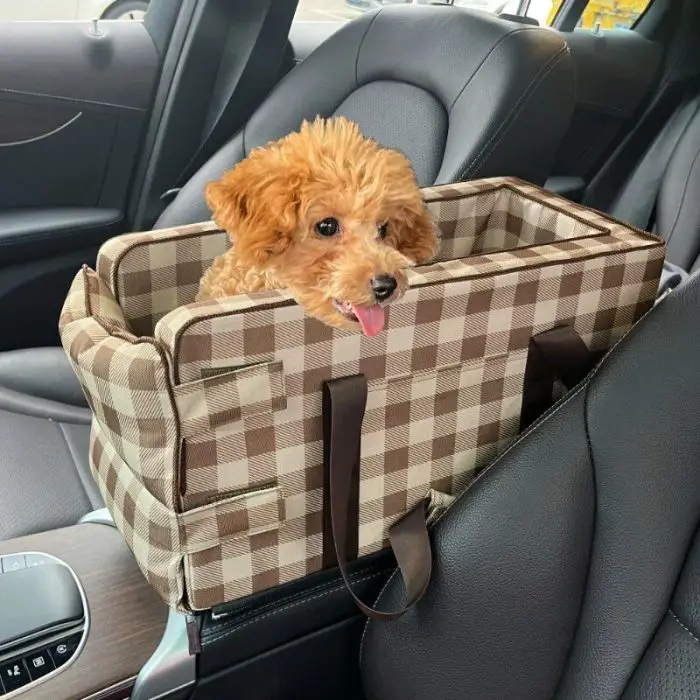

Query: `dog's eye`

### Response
(378, 223, 388, 239)
(315, 218, 340, 237)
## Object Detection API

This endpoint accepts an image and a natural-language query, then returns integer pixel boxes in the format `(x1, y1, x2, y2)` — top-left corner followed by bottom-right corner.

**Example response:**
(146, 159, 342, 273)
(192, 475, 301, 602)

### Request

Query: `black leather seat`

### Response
(0, 6, 577, 540)
(362, 268, 700, 700)
(605, 93, 700, 295)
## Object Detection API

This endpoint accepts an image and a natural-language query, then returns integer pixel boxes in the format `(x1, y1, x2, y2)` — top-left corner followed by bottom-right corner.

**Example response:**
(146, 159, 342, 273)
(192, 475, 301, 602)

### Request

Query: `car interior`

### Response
(1, 0, 700, 697)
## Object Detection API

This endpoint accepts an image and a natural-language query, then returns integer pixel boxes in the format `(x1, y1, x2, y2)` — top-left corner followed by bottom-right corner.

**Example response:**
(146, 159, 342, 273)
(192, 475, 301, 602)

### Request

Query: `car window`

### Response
(294, 0, 526, 23)
(540, 0, 653, 29)
(294, 0, 357, 22)
(0, 0, 148, 21)
(294, 0, 653, 31)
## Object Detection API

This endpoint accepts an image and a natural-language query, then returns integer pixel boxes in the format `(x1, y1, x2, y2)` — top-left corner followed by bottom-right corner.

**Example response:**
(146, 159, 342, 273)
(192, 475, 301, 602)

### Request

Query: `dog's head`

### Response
(205, 116, 438, 336)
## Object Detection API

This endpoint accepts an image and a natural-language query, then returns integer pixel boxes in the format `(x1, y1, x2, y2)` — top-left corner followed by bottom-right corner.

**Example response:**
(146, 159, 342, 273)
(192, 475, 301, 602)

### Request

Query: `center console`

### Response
(0, 511, 393, 700)
(0, 516, 168, 700)
(0, 551, 86, 696)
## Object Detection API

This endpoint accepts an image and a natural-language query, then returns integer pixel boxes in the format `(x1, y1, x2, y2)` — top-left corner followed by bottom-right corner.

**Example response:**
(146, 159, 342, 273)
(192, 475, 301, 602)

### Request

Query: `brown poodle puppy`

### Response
(197, 116, 438, 337)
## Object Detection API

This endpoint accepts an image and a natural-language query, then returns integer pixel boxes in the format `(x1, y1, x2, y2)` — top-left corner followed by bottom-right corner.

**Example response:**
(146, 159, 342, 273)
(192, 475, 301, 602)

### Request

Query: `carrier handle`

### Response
(322, 376, 432, 621)
(520, 325, 601, 431)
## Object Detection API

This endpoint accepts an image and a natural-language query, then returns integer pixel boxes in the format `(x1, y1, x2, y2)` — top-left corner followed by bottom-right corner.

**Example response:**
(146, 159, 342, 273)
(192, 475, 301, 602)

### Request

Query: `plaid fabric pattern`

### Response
(91, 422, 284, 607)
(59, 176, 665, 611)
(425, 488, 456, 526)
(95, 177, 639, 336)
(174, 361, 287, 440)
(90, 423, 183, 605)
(424, 176, 628, 260)
(59, 267, 179, 509)
(97, 222, 228, 337)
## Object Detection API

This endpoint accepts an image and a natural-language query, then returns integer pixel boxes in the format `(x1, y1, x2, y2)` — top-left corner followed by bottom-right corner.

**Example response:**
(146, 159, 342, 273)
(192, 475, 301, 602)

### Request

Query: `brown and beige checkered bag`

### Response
(58, 177, 665, 613)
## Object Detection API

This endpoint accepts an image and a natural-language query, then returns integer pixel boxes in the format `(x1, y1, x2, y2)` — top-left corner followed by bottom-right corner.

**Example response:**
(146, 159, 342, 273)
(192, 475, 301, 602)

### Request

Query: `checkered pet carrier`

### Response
(58, 177, 664, 613)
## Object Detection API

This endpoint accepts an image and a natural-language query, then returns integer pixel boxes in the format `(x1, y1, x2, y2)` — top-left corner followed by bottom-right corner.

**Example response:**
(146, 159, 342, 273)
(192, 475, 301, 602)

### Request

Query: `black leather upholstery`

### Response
(610, 94, 700, 273)
(0, 387, 98, 541)
(362, 271, 700, 700)
(0, 348, 88, 409)
(0, 5, 577, 539)
(0, 208, 123, 266)
(159, 6, 575, 227)
(655, 100, 700, 274)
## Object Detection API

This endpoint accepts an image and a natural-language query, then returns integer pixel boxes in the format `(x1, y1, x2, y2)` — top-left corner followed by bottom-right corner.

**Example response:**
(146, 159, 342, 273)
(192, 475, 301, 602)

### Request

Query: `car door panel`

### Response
(0, 20, 158, 211)
(0, 19, 159, 350)
(0, 21, 156, 106)
(0, 208, 123, 265)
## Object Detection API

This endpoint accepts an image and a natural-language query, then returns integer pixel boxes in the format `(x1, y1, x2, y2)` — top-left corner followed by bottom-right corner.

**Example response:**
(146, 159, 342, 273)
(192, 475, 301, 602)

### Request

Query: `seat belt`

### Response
(161, 0, 297, 205)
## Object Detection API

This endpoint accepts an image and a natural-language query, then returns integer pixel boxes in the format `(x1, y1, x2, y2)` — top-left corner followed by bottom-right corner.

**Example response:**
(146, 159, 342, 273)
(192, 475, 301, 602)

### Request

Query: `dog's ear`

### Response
(205, 149, 300, 269)
(390, 203, 439, 265)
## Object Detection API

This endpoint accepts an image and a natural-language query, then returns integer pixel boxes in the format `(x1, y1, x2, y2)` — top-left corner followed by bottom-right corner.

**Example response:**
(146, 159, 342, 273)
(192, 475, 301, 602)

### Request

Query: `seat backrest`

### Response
(581, 0, 700, 219)
(155, 5, 575, 229)
(654, 98, 700, 273)
(609, 94, 700, 272)
(361, 271, 700, 699)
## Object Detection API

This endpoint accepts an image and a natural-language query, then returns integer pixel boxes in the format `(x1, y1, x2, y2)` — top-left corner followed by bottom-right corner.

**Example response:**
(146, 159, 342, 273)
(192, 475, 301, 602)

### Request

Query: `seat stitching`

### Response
(549, 365, 598, 698)
(664, 144, 700, 249)
(447, 27, 535, 113)
(459, 47, 570, 181)
(359, 295, 663, 668)
(203, 568, 392, 646)
(354, 9, 383, 88)
(669, 609, 700, 645)
(205, 560, 391, 626)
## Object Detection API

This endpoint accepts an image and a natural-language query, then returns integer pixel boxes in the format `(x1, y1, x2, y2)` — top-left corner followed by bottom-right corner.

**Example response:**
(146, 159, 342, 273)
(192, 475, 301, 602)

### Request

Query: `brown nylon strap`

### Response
(322, 375, 432, 621)
(520, 325, 599, 431)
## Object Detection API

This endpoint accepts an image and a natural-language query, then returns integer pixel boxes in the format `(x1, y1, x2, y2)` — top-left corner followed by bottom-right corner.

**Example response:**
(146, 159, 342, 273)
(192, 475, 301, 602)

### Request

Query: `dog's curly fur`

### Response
(197, 116, 438, 333)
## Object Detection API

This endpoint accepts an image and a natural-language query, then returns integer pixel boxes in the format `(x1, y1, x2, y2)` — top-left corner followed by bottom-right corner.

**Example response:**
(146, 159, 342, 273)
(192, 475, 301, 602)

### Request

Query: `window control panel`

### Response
(0, 553, 87, 697)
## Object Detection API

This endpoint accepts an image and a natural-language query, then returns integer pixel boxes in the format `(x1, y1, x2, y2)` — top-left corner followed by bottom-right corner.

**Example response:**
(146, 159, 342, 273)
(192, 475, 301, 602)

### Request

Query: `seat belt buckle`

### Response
(160, 188, 182, 205)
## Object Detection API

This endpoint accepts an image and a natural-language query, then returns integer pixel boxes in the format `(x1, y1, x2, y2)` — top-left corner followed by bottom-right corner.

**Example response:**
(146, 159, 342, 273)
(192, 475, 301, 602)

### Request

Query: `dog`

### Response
(197, 116, 438, 337)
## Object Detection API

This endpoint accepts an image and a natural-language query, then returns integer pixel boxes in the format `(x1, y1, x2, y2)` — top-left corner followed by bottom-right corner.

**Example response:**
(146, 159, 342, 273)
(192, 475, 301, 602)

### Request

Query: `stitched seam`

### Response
(459, 47, 570, 181)
(669, 609, 700, 644)
(551, 368, 598, 698)
(360, 295, 662, 663)
(575, 99, 630, 117)
(0, 86, 145, 113)
(204, 569, 391, 647)
(205, 561, 390, 627)
(459, 46, 567, 179)
(665, 146, 700, 248)
(644, 97, 700, 239)
(354, 9, 382, 88)
(448, 27, 536, 112)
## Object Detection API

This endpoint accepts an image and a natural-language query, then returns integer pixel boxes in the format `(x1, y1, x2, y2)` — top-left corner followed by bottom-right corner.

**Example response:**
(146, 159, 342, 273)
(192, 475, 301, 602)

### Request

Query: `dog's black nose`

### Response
(371, 275, 397, 302)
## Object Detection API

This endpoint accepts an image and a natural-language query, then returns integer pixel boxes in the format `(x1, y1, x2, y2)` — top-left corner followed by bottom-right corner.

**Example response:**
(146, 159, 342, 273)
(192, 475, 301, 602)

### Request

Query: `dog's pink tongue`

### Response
(351, 304, 386, 337)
